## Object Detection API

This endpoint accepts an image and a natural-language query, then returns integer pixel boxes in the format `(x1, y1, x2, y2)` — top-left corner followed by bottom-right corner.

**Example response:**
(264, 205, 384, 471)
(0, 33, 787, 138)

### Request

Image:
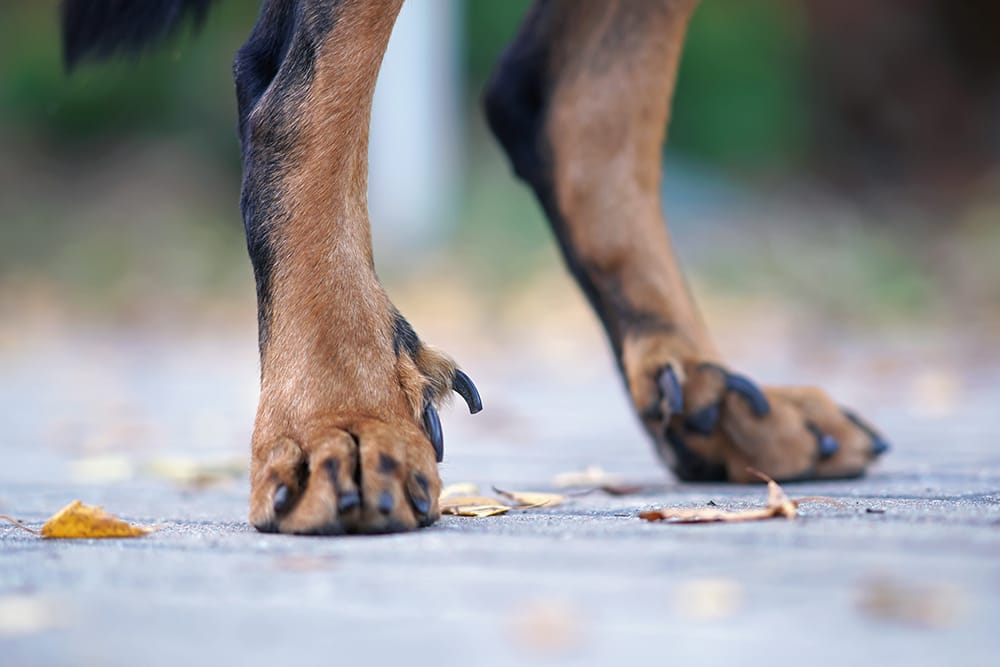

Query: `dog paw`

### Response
(624, 336, 889, 482)
(249, 301, 480, 534)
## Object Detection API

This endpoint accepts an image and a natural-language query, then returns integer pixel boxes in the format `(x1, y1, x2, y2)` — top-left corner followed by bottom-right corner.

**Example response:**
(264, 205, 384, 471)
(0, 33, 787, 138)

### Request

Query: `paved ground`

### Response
(1, 328, 998, 666)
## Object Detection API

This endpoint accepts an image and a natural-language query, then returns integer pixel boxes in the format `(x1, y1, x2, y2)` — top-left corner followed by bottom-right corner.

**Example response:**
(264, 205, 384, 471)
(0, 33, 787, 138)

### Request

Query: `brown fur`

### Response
(246, 0, 453, 534)
(488, 0, 884, 482)
(242, 0, 886, 534)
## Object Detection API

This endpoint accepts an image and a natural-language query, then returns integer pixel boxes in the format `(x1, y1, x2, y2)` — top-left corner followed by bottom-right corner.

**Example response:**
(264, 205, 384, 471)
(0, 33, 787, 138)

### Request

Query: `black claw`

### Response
(807, 422, 840, 459)
(725, 372, 771, 417)
(423, 402, 444, 462)
(871, 438, 890, 457)
(406, 475, 432, 516)
(658, 366, 684, 416)
(452, 369, 483, 414)
(273, 484, 291, 514)
(844, 410, 891, 457)
(684, 403, 720, 435)
(337, 491, 361, 513)
(377, 491, 395, 515)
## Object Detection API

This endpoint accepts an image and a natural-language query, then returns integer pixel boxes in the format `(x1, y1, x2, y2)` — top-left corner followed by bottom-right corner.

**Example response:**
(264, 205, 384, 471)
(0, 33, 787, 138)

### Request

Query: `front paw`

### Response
(250, 419, 441, 534)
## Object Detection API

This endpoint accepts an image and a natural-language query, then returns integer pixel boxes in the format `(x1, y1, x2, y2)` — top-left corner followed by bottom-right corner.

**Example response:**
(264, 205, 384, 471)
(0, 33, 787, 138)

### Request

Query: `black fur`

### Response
(233, 0, 342, 356)
(60, 0, 216, 69)
(391, 309, 422, 359)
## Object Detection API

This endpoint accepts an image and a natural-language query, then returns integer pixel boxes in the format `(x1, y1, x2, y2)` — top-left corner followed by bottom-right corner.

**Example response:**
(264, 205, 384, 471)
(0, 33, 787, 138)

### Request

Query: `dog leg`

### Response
(485, 0, 888, 482)
(234, 0, 480, 534)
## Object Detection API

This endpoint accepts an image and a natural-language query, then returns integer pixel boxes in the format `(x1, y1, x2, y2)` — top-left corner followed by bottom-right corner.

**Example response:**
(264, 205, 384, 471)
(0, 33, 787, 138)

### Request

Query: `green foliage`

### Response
(671, 0, 809, 168)
(0, 3, 256, 163)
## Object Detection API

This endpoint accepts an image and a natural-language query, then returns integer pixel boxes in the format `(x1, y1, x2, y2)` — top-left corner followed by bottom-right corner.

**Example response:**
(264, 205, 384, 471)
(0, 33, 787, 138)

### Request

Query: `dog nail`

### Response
(273, 484, 291, 514)
(684, 403, 719, 435)
(337, 491, 360, 513)
(377, 491, 394, 515)
(423, 402, 444, 462)
(807, 423, 839, 459)
(659, 366, 683, 416)
(453, 369, 483, 414)
(843, 409, 891, 457)
(725, 372, 771, 416)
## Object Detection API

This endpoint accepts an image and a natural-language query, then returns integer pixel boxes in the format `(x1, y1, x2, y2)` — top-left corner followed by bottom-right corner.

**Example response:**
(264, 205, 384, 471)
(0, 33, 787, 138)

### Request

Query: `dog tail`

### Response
(61, 0, 219, 70)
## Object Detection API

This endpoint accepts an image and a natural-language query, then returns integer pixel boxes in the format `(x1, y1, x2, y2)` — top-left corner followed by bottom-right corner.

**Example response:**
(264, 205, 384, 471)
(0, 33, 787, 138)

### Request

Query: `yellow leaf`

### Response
(40, 500, 151, 539)
(441, 504, 511, 518)
(439, 493, 511, 518)
(493, 487, 565, 509)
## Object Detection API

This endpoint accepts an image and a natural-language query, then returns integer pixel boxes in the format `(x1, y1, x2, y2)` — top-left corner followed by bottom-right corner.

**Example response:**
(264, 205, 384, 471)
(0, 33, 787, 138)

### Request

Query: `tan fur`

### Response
(247, 0, 453, 534)
(523, 0, 881, 481)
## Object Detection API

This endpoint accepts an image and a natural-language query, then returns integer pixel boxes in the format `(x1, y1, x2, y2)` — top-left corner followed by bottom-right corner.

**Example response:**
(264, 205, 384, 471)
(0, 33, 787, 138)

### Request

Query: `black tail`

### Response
(60, 0, 218, 70)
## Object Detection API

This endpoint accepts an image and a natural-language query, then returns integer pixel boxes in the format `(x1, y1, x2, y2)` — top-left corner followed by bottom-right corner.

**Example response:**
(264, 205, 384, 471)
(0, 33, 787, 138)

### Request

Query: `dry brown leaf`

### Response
(764, 473, 798, 519)
(439, 493, 511, 518)
(640, 470, 798, 524)
(640, 506, 781, 523)
(493, 487, 565, 509)
(441, 504, 511, 518)
(40, 500, 151, 538)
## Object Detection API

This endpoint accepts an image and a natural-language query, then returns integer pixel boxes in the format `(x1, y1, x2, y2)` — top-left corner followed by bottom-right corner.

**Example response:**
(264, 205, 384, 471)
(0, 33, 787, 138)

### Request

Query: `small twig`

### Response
(0, 515, 41, 535)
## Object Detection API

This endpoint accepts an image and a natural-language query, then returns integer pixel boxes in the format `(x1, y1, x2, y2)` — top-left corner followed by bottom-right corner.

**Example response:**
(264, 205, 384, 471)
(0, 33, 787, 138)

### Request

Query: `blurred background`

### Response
(1, 1, 997, 480)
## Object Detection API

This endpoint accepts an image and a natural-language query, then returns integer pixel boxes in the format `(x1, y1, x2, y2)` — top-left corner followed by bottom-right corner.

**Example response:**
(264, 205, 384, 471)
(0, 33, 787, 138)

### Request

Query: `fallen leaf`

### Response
(439, 493, 511, 517)
(40, 500, 151, 538)
(765, 473, 798, 518)
(493, 487, 565, 509)
(441, 503, 511, 518)
(143, 456, 246, 489)
(640, 470, 798, 523)
(552, 465, 624, 489)
(440, 482, 480, 498)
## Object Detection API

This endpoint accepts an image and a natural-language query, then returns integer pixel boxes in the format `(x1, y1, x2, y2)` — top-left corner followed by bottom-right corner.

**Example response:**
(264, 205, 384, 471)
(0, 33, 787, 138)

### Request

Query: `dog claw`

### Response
(337, 490, 361, 513)
(725, 372, 771, 417)
(273, 484, 291, 514)
(684, 403, 719, 435)
(807, 422, 840, 459)
(843, 410, 891, 457)
(406, 473, 432, 517)
(658, 366, 684, 416)
(453, 369, 483, 414)
(377, 491, 394, 515)
(423, 402, 444, 462)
